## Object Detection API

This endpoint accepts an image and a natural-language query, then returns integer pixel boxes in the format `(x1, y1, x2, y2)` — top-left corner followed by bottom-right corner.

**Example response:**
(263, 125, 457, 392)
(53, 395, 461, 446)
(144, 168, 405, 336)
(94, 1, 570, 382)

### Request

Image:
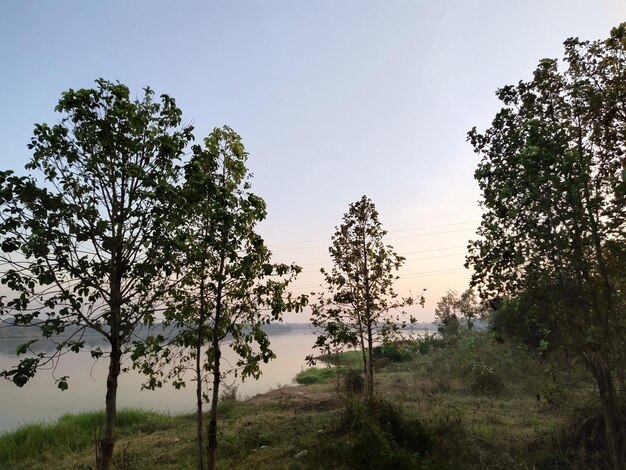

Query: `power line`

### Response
(260, 197, 478, 229)
(268, 228, 475, 253)
(401, 268, 468, 279)
(287, 267, 470, 292)
(401, 245, 466, 255)
(387, 227, 475, 241)
(298, 251, 466, 268)
(266, 220, 478, 248)
(390, 220, 478, 234)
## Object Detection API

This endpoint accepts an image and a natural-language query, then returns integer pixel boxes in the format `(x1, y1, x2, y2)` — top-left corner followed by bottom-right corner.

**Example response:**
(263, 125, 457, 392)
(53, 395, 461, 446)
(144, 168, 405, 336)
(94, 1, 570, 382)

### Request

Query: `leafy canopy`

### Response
(0, 78, 193, 387)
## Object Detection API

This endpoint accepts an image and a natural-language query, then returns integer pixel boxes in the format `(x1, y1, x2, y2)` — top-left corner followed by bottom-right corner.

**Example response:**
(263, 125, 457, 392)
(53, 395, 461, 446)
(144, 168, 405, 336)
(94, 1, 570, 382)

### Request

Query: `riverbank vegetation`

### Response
(0, 329, 610, 469)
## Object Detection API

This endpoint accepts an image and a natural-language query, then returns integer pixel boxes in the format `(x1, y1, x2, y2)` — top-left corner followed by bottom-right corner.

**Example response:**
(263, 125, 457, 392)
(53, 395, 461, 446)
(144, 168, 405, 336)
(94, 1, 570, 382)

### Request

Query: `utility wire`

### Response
(298, 251, 466, 268)
(269, 228, 476, 253)
(260, 197, 478, 228)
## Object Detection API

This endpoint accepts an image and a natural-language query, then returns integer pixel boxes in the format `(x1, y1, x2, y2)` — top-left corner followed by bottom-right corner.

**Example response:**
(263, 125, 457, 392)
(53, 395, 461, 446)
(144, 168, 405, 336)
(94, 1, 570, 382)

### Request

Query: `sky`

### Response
(1, 1, 624, 322)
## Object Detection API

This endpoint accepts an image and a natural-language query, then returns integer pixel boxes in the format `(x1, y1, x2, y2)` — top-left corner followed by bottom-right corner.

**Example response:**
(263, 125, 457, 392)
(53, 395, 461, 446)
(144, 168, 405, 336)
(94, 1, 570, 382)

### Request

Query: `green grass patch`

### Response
(0, 408, 181, 467)
(294, 367, 338, 385)
(316, 350, 362, 368)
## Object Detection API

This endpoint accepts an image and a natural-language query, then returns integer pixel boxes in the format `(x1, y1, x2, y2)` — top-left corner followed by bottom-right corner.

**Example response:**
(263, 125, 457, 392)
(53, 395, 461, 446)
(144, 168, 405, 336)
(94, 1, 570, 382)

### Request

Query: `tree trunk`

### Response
(195, 339, 205, 470)
(100, 249, 123, 470)
(366, 322, 374, 400)
(361, 226, 373, 400)
(588, 353, 624, 470)
(358, 328, 367, 396)
(195, 280, 207, 470)
(596, 367, 623, 470)
(100, 340, 121, 470)
(207, 342, 221, 470)
(207, 259, 225, 470)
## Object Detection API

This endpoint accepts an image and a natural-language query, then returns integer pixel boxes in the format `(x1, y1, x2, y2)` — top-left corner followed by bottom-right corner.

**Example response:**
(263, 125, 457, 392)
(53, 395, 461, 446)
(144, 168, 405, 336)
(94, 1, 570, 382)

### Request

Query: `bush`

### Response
(546, 404, 626, 469)
(373, 341, 416, 362)
(343, 368, 364, 394)
(416, 333, 446, 355)
(469, 361, 504, 394)
(315, 398, 432, 469)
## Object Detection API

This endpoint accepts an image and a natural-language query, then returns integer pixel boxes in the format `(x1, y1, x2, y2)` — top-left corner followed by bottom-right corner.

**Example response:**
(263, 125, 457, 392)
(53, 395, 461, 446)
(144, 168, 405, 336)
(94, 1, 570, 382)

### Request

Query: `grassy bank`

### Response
(1, 332, 603, 469)
(0, 409, 192, 469)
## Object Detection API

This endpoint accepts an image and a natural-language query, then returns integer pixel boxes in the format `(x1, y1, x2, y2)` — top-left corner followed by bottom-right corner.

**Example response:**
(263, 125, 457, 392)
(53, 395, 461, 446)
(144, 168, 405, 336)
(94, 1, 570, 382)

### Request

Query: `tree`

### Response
(0, 79, 193, 469)
(132, 127, 305, 470)
(434, 288, 479, 337)
(309, 196, 423, 400)
(467, 25, 626, 469)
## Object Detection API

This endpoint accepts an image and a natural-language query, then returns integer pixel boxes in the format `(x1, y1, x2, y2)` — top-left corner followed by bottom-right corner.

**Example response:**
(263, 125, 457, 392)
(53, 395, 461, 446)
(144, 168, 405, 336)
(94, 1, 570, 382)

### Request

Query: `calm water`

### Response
(0, 331, 317, 434)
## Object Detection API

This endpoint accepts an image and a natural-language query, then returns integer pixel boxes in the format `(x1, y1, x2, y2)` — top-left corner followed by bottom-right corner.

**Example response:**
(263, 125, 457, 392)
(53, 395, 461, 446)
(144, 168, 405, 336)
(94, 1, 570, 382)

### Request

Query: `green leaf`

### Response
(16, 339, 37, 356)
(57, 377, 69, 391)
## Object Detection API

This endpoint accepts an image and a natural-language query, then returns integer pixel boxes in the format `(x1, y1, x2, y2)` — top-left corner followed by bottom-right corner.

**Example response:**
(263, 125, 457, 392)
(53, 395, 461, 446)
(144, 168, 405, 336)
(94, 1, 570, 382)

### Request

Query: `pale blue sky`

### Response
(1, 1, 624, 321)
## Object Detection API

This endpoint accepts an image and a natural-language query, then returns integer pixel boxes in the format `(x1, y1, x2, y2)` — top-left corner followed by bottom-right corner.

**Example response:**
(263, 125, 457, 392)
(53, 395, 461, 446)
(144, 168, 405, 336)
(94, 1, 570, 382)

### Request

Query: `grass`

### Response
(0, 331, 602, 469)
(315, 349, 363, 368)
(294, 366, 339, 385)
(0, 409, 186, 469)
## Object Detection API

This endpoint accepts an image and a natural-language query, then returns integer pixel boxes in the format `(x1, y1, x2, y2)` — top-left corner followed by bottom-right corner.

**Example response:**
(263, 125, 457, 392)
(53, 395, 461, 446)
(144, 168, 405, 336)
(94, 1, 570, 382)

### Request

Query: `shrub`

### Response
(416, 333, 446, 355)
(318, 397, 433, 469)
(343, 368, 364, 394)
(469, 360, 505, 394)
(547, 404, 626, 470)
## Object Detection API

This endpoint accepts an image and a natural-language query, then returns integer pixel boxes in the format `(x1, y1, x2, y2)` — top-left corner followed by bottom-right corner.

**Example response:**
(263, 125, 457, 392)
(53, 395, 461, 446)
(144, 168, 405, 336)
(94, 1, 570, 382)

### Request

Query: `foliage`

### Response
(132, 126, 305, 470)
(372, 340, 418, 362)
(488, 294, 555, 349)
(414, 332, 447, 355)
(308, 195, 424, 399)
(434, 288, 481, 338)
(467, 24, 626, 469)
(0, 79, 192, 469)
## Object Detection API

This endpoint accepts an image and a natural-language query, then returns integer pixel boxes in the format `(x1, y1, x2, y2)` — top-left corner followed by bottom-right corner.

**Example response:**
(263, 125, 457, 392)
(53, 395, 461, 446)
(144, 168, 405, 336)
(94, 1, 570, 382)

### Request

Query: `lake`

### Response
(0, 330, 319, 434)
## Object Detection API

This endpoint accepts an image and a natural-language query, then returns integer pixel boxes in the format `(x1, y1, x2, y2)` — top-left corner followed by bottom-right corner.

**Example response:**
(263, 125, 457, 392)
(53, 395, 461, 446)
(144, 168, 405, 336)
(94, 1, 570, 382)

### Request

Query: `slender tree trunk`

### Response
(362, 227, 374, 401)
(358, 328, 367, 395)
(207, 342, 221, 470)
(100, 341, 121, 470)
(100, 251, 123, 470)
(195, 349, 204, 470)
(366, 322, 374, 400)
(195, 281, 207, 470)
(590, 355, 623, 470)
(207, 256, 225, 470)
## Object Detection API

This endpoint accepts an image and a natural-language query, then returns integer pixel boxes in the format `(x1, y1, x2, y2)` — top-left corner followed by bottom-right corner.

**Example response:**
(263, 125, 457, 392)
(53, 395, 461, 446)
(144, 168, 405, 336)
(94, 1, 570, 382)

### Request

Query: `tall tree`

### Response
(467, 24, 626, 470)
(0, 79, 192, 469)
(309, 196, 423, 400)
(132, 127, 305, 470)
